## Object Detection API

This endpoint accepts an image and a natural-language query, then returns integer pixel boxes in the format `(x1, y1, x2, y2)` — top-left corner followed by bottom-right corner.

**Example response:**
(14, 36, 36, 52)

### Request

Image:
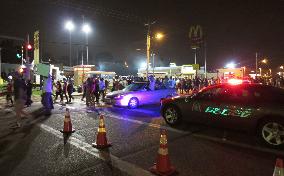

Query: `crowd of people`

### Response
(2, 71, 284, 128)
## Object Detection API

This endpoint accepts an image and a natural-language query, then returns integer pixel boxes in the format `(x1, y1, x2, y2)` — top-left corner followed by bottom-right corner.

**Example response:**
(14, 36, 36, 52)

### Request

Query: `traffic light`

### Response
(15, 45, 22, 59)
(27, 44, 32, 50)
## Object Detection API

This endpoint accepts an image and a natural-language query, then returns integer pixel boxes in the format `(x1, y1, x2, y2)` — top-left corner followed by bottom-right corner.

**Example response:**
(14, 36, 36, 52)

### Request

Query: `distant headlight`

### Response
(114, 94, 125, 99)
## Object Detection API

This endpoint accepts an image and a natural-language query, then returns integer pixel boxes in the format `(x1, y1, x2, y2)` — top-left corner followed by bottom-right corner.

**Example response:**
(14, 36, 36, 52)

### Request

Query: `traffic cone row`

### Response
(60, 109, 112, 149)
(60, 109, 177, 175)
(273, 158, 284, 176)
(60, 107, 284, 176)
(150, 129, 176, 176)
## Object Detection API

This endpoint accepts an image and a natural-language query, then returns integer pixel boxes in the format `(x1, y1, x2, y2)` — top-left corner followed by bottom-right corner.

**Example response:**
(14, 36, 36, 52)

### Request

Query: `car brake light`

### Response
(161, 97, 175, 105)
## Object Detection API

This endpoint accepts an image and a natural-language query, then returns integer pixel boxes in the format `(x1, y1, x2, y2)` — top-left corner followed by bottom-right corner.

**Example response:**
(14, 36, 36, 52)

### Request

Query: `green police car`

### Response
(161, 83, 284, 148)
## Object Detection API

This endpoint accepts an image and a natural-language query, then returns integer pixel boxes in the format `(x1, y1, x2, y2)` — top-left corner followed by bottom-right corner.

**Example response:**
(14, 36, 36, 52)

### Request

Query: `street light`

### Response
(65, 20, 75, 66)
(261, 59, 268, 64)
(280, 65, 284, 69)
(145, 30, 164, 79)
(155, 33, 164, 40)
(82, 23, 91, 65)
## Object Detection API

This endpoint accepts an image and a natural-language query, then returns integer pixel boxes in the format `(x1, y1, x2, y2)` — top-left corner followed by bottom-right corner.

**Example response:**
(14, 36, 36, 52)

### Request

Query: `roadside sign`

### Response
(192, 64, 200, 70)
(36, 63, 50, 77)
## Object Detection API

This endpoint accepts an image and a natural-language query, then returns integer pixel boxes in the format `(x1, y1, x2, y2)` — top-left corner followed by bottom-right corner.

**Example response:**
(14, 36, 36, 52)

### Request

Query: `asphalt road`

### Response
(0, 98, 283, 176)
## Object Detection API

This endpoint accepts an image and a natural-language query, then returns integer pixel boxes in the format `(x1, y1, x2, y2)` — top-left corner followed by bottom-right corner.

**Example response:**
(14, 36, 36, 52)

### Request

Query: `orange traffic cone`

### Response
(60, 108, 75, 133)
(273, 158, 284, 176)
(150, 129, 176, 176)
(92, 115, 111, 149)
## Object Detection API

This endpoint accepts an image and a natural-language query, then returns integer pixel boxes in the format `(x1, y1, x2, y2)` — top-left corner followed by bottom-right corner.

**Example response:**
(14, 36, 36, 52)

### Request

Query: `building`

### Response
(137, 63, 205, 78)
(73, 65, 96, 86)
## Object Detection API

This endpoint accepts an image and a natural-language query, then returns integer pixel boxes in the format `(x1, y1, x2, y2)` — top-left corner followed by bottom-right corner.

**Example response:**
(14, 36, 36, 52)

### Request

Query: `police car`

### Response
(160, 82, 284, 148)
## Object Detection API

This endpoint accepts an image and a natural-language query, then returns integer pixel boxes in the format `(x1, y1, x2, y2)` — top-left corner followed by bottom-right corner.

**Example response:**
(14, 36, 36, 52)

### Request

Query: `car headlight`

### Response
(114, 94, 125, 99)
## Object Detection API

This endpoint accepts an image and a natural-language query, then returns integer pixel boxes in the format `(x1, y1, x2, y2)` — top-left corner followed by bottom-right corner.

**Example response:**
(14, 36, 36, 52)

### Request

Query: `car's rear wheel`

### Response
(163, 105, 181, 126)
(128, 97, 139, 109)
(257, 118, 284, 148)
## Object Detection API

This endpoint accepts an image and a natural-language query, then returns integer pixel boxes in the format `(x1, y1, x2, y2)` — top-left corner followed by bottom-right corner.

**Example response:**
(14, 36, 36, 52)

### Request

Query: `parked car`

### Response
(106, 82, 177, 108)
(160, 83, 284, 148)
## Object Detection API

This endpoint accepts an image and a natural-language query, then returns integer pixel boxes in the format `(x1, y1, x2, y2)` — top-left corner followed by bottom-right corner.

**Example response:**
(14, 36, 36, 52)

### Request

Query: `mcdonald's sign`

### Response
(189, 25, 203, 49)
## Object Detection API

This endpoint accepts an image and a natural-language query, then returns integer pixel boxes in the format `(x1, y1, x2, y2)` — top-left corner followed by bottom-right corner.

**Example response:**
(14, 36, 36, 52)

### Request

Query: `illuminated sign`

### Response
(181, 65, 195, 74)
(189, 25, 203, 49)
(205, 106, 252, 118)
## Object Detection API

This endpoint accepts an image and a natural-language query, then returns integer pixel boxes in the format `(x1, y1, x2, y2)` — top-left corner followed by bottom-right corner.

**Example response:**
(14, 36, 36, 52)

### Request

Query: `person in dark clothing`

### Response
(54, 81, 63, 103)
(13, 73, 30, 127)
(62, 78, 68, 103)
(67, 80, 74, 103)
(6, 79, 13, 106)
(81, 81, 87, 101)
(25, 80, 33, 106)
(94, 78, 100, 103)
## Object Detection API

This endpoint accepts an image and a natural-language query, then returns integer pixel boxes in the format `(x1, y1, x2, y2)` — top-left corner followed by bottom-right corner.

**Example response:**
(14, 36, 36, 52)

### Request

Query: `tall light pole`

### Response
(82, 23, 91, 65)
(0, 47, 1, 79)
(255, 52, 258, 78)
(65, 20, 75, 66)
(152, 53, 155, 76)
(145, 21, 156, 80)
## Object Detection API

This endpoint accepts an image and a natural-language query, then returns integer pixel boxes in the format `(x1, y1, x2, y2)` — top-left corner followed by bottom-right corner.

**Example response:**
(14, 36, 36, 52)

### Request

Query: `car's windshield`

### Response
(123, 83, 146, 91)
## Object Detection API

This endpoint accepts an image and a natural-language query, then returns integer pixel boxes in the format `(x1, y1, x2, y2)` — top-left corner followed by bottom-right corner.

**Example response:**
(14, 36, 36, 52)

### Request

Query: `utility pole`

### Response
(21, 46, 24, 65)
(69, 31, 72, 66)
(0, 47, 2, 79)
(204, 40, 207, 79)
(152, 53, 155, 76)
(25, 34, 31, 80)
(145, 21, 156, 80)
(255, 52, 258, 78)
(146, 24, 151, 80)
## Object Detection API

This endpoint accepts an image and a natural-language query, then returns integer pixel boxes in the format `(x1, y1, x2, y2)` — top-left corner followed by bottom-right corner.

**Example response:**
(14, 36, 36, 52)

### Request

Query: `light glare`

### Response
(65, 21, 75, 31)
(225, 62, 236, 69)
(82, 24, 91, 34)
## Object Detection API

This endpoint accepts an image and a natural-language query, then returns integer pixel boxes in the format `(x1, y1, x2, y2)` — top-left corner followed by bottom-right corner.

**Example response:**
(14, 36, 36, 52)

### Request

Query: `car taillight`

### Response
(161, 97, 175, 105)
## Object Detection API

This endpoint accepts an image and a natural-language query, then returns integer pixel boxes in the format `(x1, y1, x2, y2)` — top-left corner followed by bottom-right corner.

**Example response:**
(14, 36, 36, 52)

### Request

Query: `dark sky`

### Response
(0, 0, 284, 70)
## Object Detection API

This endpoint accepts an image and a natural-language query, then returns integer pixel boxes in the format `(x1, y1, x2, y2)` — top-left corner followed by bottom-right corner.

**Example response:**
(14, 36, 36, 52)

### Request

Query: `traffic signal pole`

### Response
(0, 47, 2, 77)
(25, 34, 31, 80)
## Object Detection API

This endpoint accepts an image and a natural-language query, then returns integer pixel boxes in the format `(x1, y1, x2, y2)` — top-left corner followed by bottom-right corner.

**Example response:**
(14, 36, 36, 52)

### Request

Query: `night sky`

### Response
(0, 0, 284, 71)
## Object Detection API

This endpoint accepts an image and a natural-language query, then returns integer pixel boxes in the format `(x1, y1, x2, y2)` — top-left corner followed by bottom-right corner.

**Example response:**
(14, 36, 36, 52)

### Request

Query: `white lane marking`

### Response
(100, 111, 189, 135)
(39, 124, 154, 176)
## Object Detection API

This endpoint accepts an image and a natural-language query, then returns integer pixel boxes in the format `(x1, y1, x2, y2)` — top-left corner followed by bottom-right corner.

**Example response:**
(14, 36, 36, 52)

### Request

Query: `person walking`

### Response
(67, 80, 74, 103)
(54, 81, 63, 103)
(94, 78, 100, 103)
(13, 73, 30, 127)
(62, 78, 68, 103)
(6, 77, 13, 106)
(86, 78, 95, 107)
(81, 81, 87, 101)
(99, 78, 106, 102)
(25, 79, 33, 106)
(42, 74, 54, 115)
